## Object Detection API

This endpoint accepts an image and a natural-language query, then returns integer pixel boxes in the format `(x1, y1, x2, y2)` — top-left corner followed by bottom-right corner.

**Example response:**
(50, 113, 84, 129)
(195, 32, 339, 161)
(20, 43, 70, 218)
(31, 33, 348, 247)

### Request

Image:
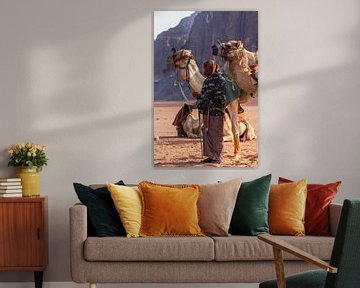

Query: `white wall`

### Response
(0, 0, 359, 283)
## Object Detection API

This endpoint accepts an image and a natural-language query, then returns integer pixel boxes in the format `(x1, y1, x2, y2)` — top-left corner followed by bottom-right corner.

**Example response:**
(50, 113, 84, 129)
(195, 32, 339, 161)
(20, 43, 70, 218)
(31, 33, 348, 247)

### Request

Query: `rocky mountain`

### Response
(154, 11, 258, 101)
(154, 12, 198, 80)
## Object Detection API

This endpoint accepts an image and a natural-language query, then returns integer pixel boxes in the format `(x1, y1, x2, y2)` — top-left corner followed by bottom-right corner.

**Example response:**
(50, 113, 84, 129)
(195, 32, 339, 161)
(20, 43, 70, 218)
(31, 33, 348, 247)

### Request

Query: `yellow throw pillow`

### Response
(138, 181, 204, 237)
(107, 183, 142, 238)
(269, 179, 307, 236)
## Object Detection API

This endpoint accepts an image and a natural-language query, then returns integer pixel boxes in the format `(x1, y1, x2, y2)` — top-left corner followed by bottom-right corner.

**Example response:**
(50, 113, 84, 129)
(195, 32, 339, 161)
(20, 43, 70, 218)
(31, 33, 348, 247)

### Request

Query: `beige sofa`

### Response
(70, 203, 342, 288)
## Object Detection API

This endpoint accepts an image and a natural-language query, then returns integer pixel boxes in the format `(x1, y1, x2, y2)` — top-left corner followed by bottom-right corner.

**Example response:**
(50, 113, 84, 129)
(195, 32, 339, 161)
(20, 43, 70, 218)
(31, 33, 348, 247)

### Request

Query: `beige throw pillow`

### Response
(198, 178, 242, 236)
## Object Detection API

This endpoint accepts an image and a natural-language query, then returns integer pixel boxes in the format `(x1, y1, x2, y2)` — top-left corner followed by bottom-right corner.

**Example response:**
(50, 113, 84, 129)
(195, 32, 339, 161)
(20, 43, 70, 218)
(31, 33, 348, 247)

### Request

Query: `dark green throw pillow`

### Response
(73, 181, 126, 237)
(229, 174, 272, 236)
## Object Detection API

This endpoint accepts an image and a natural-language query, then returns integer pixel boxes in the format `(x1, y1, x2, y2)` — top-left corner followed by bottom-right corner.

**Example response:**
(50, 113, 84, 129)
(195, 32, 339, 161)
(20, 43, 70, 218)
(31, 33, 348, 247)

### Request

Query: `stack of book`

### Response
(0, 178, 22, 197)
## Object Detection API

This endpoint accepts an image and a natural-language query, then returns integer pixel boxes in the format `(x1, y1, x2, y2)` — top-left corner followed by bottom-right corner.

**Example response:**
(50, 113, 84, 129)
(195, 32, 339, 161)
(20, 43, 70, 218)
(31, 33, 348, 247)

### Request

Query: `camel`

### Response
(212, 40, 258, 101)
(171, 103, 256, 142)
(168, 49, 254, 160)
(180, 110, 255, 142)
(172, 103, 202, 138)
(172, 103, 234, 142)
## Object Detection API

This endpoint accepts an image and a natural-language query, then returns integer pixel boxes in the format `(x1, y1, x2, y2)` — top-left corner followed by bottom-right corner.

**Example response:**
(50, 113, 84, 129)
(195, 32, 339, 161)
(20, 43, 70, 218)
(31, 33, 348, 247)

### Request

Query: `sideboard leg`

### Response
(34, 271, 43, 288)
(90, 283, 97, 288)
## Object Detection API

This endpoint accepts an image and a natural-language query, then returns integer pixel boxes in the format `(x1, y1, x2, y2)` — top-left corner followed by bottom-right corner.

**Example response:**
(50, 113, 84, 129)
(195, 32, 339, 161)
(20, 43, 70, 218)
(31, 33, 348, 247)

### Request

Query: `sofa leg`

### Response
(89, 283, 96, 288)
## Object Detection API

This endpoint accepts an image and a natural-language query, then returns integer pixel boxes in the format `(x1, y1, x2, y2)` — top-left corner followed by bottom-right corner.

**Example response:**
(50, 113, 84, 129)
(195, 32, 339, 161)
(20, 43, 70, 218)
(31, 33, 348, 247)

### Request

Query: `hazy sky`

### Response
(154, 11, 194, 40)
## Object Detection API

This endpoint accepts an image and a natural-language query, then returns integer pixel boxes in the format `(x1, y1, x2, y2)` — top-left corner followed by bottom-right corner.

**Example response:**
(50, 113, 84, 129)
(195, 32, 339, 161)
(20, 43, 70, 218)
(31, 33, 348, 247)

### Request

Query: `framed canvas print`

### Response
(154, 11, 258, 167)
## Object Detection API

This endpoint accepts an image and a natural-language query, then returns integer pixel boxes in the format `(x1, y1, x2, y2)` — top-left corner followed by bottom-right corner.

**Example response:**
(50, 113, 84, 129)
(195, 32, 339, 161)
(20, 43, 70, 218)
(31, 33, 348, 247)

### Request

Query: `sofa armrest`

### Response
(329, 203, 342, 237)
(69, 203, 88, 283)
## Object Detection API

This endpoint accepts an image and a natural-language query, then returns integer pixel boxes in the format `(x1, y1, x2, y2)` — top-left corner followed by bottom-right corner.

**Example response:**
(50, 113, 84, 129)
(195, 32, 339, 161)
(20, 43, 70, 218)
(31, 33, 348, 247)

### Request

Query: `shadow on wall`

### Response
(1, 0, 153, 133)
(1, 0, 360, 283)
(0, 0, 205, 282)
(260, 19, 360, 186)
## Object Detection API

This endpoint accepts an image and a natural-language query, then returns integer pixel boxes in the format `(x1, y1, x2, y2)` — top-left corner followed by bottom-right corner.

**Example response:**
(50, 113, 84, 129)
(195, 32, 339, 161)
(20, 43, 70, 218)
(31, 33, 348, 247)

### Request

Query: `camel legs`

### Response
(233, 132, 241, 160)
(89, 283, 96, 288)
(228, 101, 241, 160)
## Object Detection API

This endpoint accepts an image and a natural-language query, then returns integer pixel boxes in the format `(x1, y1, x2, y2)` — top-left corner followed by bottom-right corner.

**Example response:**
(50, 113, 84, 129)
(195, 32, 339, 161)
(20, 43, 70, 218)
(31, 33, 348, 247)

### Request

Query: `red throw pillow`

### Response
(278, 177, 341, 236)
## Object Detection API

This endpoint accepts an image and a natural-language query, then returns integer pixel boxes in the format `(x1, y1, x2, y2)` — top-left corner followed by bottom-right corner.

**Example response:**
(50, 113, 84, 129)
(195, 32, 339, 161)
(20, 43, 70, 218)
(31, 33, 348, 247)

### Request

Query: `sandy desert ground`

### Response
(153, 101, 258, 168)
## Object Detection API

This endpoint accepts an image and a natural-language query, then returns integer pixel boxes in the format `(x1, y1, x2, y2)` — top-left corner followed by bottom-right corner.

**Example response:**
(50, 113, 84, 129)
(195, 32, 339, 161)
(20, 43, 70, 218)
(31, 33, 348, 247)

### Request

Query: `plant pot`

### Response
(16, 167, 40, 197)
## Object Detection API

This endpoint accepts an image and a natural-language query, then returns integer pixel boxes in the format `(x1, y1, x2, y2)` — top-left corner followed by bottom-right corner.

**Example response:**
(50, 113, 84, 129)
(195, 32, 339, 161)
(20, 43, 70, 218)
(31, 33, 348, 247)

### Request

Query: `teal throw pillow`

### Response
(229, 174, 272, 236)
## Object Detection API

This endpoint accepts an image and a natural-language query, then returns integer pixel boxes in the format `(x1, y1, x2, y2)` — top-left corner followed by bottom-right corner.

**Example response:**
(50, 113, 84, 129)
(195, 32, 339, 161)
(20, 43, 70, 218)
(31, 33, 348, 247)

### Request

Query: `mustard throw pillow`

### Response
(269, 179, 307, 236)
(107, 183, 142, 237)
(138, 181, 203, 237)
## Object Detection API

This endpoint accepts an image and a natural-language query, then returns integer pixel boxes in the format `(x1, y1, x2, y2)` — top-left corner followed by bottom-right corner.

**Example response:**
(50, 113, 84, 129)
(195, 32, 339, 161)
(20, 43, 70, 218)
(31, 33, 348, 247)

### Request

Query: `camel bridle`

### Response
(172, 50, 194, 87)
(221, 44, 244, 61)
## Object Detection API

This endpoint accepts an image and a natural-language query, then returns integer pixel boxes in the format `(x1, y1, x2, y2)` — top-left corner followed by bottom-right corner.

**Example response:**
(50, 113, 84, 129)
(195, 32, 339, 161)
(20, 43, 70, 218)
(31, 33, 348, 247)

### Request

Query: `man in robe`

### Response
(193, 60, 226, 164)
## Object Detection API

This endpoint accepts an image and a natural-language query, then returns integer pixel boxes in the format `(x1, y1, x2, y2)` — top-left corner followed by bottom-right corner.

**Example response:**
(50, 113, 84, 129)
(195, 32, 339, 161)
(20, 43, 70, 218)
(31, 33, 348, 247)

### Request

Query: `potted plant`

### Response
(8, 143, 48, 197)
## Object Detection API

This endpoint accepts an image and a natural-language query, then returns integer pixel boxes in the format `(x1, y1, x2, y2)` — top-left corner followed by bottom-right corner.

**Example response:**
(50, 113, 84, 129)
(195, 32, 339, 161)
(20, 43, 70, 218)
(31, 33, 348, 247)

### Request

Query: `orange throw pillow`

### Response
(138, 181, 204, 237)
(279, 177, 341, 235)
(269, 179, 307, 236)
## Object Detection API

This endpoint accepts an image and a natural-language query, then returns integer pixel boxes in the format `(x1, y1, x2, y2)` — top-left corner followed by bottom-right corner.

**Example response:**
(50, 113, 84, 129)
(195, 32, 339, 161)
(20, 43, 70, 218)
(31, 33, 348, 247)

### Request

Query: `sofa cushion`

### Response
(279, 177, 341, 236)
(73, 181, 126, 237)
(212, 235, 334, 261)
(229, 174, 271, 236)
(269, 179, 307, 236)
(139, 181, 203, 237)
(84, 236, 214, 261)
(198, 177, 242, 236)
(107, 184, 142, 238)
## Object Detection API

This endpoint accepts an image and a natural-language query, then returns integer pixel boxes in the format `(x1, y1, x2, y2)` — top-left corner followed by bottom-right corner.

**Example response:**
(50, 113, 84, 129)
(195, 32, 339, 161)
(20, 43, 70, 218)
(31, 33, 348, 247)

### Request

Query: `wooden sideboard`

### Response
(0, 197, 48, 288)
